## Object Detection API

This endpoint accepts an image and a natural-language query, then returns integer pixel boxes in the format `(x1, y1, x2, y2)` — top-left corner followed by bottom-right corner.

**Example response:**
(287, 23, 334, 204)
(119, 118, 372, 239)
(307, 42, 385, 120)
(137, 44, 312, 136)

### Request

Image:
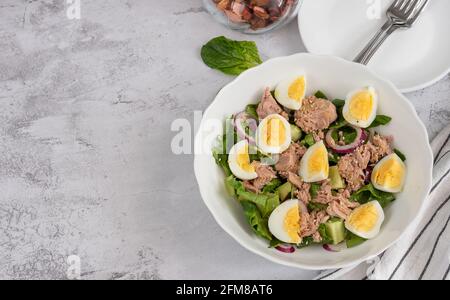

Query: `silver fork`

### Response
(354, 0, 429, 65)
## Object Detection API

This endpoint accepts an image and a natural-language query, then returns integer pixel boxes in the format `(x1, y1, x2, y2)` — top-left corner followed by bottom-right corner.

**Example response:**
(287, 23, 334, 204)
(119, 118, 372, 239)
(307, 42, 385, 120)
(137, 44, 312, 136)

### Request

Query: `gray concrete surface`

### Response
(0, 0, 448, 279)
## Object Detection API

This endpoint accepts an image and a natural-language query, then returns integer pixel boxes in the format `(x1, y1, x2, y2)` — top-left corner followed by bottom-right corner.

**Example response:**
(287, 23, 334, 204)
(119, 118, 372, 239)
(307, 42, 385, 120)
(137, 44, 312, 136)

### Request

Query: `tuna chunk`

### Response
(296, 185, 311, 206)
(369, 134, 393, 163)
(275, 143, 306, 175)
(326, 200, 353, 220)
(338, 134, 393, 192)
(286, 172, 304, 189)
(326, 189, 360, 220)
(257, 88, 289, 120)
(284, 172, 311, 204)
(294, 96, 337, 133)
(337, 147, 370, 192)
(314, 180, 335, 204)
(299, 210, 329, 240)
(242, 162, 276, 193)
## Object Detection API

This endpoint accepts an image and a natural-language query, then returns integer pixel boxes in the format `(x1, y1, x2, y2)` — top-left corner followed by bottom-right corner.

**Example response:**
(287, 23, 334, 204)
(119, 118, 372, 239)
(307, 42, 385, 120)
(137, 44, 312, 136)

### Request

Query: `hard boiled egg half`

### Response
(228, 140, 258, 181)
(268, 199, 302, 244)
(343, 87, 378, 128)
(345, 201, 385, 239)
(299, 141, 329, 183)
(274, 75, 307, 110)
(371, 153, 406, 193)
(256, 114, 291, 154)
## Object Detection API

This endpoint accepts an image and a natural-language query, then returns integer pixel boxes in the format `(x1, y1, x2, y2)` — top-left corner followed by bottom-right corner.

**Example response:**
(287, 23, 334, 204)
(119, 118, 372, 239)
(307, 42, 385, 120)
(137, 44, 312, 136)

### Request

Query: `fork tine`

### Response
(390, 0, 401, 9)
(410, 0, 430, 21)
(405, 0, 420, 14)
(397, 0, 408, 9)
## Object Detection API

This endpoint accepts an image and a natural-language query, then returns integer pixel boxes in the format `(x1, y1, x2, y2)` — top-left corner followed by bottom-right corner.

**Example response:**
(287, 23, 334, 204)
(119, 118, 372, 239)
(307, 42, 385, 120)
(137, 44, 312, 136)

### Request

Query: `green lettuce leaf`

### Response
(241, 201, 272, 241)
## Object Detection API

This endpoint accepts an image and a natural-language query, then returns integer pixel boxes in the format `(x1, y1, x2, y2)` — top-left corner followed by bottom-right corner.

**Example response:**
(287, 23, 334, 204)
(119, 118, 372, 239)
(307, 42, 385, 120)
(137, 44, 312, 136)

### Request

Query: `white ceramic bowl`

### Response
(194, 54, 432, 270)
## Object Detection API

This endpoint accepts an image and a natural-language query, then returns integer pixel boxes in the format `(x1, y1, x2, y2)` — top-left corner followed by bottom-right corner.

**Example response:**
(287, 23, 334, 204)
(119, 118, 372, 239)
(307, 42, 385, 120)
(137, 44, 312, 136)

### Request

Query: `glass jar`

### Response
(203, 0, 302, 34)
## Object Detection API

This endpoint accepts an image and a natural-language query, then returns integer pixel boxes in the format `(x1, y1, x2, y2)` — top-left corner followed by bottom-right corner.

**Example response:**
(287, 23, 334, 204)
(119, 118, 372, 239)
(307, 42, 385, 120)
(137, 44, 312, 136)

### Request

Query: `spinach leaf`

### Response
(330, 99, 347, 129)
(314, 90, 328, 99)
(350, 183, 396, 208)
(241, 201, 272, 241)
(328, 152, 340, 165)
(245, 103, 259, 120)
(394, 148, 406, 161)
(346, 232, 366, 248)
(332, 99, 345, 107)
(269, 237, 283, 248)
(368, 115, 392, 128)
(341, 125, 358, 144)
(201, 36, 262, 75)
(301, 133, 315, 147)
(296, 236, 315, 249)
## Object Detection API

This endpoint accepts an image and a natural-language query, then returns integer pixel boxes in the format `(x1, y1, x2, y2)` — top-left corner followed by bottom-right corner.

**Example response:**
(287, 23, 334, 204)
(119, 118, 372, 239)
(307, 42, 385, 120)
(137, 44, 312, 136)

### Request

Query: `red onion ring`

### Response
(325, 125, 368, 154)
(275, 244, 295, 253)
(323, 243, 347, 252)
(234, 112, 258, 145)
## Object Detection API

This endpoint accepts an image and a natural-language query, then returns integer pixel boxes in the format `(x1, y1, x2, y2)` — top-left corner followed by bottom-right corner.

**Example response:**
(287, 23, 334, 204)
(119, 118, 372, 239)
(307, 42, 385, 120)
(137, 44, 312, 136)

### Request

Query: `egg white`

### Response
(256, 114, 291, 154)
(371, 153, 406, 193)
(343, 86, 378, 128)
(228, 140, 258, 181)
(299, 141, 329, 183)
(345, 201, 385, 240)
(268, 199, 301, 244)
(274, 75, 306, 110)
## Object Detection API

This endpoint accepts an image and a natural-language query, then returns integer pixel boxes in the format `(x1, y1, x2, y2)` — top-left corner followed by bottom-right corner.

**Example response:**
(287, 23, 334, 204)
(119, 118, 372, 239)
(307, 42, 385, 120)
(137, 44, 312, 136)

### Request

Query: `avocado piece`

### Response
(324, 218, 346, 245)
(329, 166, 345, 189)
(277, 182, 292, 201)
(290, 124, 302, 142)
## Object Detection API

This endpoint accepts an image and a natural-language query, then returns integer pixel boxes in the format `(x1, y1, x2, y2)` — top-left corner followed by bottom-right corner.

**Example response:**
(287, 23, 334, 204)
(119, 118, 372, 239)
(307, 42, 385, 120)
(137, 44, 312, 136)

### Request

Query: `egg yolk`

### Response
(263, 118, 286, 147)
(236, 145, 255, 173)
(288, 76, 306, 102)
(348, 203, 379, 232)
(373, 158, 404, 189)
(308, 147, 328, 175)
(283, 206, 301, 243)
(349, 91, 374, 121)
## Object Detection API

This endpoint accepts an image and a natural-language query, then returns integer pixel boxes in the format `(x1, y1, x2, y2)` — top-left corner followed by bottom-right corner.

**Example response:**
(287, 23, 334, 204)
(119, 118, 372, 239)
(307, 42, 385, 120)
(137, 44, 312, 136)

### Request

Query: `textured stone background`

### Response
(0, 0, 448, 279)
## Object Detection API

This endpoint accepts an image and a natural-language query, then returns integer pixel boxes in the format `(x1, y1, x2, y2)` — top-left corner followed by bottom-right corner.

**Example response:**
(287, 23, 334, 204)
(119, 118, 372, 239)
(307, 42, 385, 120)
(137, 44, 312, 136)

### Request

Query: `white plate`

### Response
(194, 53, 432, 270)
(298, 0, 450, 93)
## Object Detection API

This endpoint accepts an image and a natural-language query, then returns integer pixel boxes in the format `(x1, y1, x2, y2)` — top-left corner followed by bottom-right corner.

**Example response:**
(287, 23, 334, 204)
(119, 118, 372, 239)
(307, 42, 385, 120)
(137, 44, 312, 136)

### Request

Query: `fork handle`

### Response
(354, 21, 399, 65)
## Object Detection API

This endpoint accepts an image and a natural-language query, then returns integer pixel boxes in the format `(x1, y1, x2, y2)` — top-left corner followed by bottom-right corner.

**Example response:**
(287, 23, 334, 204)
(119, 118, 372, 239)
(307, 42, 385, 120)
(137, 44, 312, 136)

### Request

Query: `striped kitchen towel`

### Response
(317, 124, 450, 280)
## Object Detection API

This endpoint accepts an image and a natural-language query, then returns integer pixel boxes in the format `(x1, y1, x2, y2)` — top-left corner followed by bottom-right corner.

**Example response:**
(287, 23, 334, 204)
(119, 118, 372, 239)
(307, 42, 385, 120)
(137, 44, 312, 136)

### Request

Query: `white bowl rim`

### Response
(194, 53, 433, 270)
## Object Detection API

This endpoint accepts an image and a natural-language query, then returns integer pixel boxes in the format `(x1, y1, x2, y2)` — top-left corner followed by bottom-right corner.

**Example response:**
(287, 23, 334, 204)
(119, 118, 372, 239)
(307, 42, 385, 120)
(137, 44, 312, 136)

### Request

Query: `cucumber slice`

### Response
(277, 182, 292, 201)
(325, 218, 346, 245)
(329, 166, 345, 190)
(290, 124, 302, 142)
